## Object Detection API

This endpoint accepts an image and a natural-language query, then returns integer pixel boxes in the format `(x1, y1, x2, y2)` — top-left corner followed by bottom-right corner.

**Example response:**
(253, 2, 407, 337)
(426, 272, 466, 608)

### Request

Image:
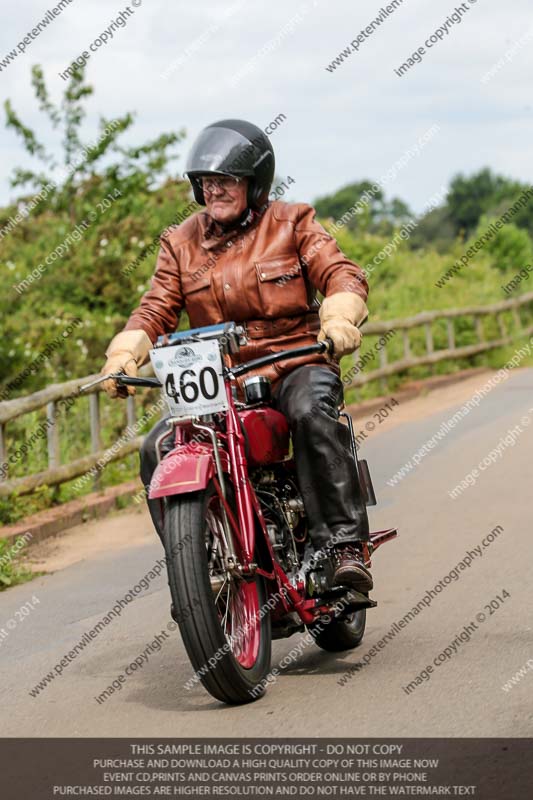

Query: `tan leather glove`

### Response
(101, 329, 153, 398)
(317, 292, 368, 359)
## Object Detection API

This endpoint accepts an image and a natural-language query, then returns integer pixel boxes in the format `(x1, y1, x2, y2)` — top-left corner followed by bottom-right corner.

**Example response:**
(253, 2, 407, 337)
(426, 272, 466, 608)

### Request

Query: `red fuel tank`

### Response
(238, 407, 290, 467)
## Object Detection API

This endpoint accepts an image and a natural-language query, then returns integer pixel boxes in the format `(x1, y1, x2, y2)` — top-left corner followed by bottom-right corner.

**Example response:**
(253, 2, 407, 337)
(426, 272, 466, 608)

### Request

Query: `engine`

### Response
(253, 467, 307, 573)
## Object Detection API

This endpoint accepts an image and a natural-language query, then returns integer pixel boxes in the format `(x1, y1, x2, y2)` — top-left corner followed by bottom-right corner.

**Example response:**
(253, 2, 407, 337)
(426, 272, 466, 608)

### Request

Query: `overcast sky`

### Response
(0, 0, 532, 214)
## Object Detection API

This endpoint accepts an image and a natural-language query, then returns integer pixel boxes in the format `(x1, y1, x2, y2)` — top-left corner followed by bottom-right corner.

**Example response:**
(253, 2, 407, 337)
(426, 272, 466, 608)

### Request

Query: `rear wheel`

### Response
(309, 609, 366, 652)
(164, 481, 271, 704)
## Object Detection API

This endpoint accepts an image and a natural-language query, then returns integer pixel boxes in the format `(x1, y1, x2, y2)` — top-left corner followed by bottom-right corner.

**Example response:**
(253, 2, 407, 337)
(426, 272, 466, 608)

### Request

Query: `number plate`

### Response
(149, 340, 228, 417)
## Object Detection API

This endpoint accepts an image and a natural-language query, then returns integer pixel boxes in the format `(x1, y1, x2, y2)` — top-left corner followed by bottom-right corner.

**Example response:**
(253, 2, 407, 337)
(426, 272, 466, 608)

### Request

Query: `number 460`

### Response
(165, 367, 219, 403)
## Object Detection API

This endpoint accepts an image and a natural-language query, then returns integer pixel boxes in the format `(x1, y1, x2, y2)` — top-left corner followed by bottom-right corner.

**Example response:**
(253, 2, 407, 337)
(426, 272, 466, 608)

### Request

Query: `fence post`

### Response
(446, 319, 455, 350)
(425, 323, 434, 354)
(89, 393, 101, 491)
(126, 395, 136, 429)
(378, 342, 388, 394)
(402, 329, 411, 359)
(0, 423, 6, 482)
(46, 401, 60, 469)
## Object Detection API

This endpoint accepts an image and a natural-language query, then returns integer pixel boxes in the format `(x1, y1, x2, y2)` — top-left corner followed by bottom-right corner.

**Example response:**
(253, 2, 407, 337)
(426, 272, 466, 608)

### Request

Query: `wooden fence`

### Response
(348, 292, 533, 391)
(0, 292, 532, 498)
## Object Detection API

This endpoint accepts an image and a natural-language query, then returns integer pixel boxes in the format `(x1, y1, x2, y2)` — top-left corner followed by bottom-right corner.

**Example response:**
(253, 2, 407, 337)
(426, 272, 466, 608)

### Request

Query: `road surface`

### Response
(1, 367, 532, 737)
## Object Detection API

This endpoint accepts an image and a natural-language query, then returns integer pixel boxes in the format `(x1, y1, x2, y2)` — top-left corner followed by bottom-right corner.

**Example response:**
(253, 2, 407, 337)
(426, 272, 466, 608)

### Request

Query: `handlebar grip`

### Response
(321, 336, 335, 355)
(116, 375, 162, 388)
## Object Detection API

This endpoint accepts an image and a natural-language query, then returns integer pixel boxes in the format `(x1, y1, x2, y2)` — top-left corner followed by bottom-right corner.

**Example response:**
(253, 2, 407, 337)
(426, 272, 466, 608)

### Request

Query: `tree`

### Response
(313, 180, 413, 235)
(446, 168, 524, 237)
(4, 64, 185, 220)
(409, 206, 456, 252)
(1, 64, 195, 401)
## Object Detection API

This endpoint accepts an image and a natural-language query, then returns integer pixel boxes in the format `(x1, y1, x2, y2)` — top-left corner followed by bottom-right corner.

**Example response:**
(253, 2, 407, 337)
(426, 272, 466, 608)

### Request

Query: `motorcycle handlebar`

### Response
(88, 337, 335, 391)
(228, 338, 333, 378)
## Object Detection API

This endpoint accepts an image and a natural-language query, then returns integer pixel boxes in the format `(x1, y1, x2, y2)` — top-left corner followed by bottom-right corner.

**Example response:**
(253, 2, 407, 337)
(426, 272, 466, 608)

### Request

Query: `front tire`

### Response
(164, 481, 271, 704)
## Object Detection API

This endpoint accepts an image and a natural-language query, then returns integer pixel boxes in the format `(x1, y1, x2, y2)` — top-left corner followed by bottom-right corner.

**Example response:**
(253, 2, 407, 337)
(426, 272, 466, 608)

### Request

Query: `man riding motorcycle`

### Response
(101, 119, 372, 593)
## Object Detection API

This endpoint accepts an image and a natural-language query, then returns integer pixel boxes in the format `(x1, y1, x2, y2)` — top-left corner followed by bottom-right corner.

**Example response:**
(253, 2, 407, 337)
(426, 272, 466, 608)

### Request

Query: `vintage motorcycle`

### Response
(96, 322, 397, 704)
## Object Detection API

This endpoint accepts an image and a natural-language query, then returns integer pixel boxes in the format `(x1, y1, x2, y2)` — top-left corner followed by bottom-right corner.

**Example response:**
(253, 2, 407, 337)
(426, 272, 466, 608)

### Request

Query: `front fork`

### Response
(154, 383, 259, 574)
(190, 420, 239, 568)
(223, 384, 256, 567)
(154, 415, 241, 572)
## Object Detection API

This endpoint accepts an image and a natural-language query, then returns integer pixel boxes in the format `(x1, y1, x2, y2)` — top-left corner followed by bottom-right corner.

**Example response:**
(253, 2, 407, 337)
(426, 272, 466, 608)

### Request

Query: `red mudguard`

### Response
(149, 442, 228, 499)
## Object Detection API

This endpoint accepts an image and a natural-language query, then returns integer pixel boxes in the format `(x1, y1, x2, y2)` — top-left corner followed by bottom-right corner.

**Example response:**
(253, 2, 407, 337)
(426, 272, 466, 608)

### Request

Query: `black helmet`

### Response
(184, 119, 275, 209)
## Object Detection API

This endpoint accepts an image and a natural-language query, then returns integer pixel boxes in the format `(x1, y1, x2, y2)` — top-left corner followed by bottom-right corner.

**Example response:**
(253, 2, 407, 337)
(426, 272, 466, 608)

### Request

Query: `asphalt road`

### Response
(1, 367, 532, 737)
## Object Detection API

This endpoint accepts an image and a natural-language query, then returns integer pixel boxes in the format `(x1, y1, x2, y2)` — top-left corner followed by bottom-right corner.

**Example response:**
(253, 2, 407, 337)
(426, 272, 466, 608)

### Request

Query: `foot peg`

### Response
(341, 590, 377, 613)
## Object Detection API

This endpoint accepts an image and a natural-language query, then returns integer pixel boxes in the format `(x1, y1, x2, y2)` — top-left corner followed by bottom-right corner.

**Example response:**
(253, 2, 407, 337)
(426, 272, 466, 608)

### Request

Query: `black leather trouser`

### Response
(139, 365, 369, 550)
(139, 417, 176, 544)
(271, 365, 369, 549)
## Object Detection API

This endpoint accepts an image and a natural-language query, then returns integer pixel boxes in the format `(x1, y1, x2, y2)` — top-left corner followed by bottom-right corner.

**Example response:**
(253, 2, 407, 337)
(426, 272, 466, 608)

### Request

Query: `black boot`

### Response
(331, 543, 373, 593)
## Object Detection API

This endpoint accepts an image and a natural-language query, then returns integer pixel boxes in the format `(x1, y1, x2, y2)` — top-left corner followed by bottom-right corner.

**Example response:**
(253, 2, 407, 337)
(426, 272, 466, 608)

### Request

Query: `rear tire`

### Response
(164, 481, 271, 704)
(309, 609, 366, 652)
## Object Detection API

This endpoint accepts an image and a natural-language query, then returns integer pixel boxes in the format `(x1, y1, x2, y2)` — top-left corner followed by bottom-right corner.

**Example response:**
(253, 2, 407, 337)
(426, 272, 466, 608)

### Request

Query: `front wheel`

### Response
(164, 481, 272, 704)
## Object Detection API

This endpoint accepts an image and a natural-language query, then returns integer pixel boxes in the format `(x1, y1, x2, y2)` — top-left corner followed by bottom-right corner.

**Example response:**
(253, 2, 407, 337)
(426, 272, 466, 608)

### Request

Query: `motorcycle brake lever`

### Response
(79, 372, 125, 392)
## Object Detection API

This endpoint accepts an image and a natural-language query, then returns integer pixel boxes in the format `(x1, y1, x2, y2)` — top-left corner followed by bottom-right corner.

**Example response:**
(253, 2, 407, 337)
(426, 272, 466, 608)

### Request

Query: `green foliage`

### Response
(408, 205, 456, 253)
(314, 181, 378, 221)
(3, 63, 185, 219)
(1, 64, 195, 401)
(413, 168, 533, 248)
(446, 167, 520, 236)
(446, 167, 530, 236)
(333, 212, 533, 404)
(0, 388, 162, 526)
(475, 218, 533, 273)
(314, 168, 533, 252)
(0, 65, 197, 525)
(315, 167, 533, 267)
(0, 175, 197, 400)
(314, 180, 413, 236)
(2, 65, 533, 524)
(0, 537, 34, 590)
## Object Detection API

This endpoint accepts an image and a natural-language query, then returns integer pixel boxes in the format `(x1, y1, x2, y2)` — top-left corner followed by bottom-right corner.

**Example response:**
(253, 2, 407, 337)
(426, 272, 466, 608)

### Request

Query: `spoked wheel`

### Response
(208, 507, 262, 670)
(309, 608, 366, 652)
(164, 481, 271, 704)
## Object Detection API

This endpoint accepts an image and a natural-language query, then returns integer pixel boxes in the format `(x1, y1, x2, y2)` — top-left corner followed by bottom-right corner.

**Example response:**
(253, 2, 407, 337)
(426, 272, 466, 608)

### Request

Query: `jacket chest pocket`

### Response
(255, 255, 309, 318)
(181, 269, 219, 327)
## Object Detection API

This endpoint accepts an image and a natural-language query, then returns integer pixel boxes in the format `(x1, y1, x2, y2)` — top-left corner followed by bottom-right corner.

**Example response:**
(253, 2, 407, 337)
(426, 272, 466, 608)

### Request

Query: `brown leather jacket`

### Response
(124, 200, 369, 393)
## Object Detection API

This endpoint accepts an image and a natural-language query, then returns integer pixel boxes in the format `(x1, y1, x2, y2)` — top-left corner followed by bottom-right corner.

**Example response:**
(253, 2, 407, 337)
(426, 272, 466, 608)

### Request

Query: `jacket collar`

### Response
(201, 205, 267, 251)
